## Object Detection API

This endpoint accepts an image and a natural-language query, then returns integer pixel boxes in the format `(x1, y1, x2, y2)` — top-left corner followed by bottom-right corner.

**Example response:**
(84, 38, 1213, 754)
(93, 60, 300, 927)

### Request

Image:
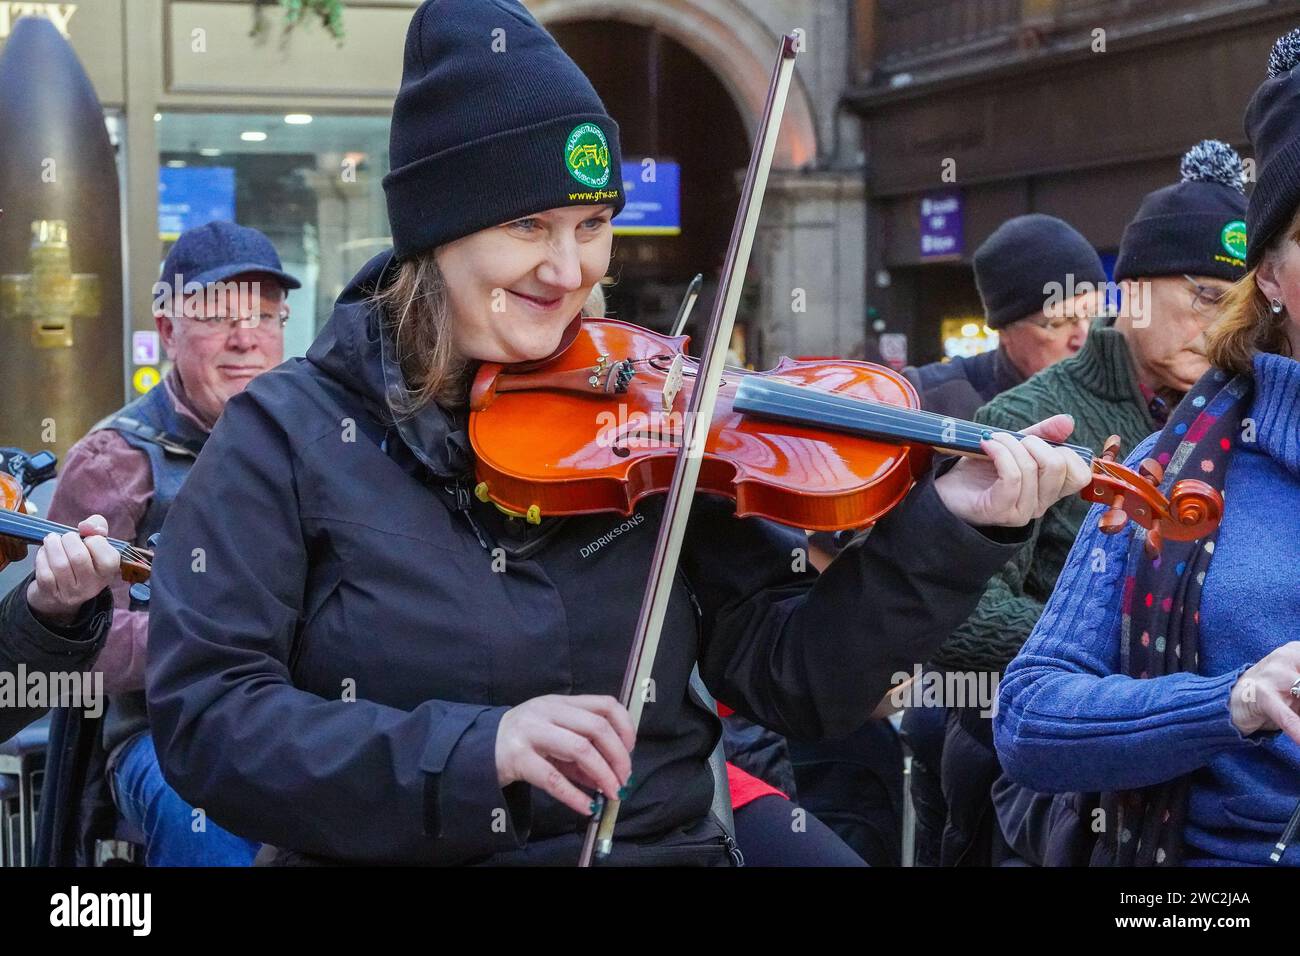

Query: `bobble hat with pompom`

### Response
(1244, 27, 1300, 268)
(1114, 139, 1248, 283)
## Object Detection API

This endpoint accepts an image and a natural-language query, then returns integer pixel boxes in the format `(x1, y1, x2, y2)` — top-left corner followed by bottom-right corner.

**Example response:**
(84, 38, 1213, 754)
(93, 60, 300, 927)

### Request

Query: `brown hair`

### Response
(372, 252, 469, 413)
(372, 250, 607, 414)
(1206, 212, 1300, 375)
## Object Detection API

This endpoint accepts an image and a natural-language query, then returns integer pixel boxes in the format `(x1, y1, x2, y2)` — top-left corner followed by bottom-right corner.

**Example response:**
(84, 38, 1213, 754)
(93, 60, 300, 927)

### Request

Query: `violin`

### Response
(0, 471, 152, 583)
(469, 316, 1224, 552)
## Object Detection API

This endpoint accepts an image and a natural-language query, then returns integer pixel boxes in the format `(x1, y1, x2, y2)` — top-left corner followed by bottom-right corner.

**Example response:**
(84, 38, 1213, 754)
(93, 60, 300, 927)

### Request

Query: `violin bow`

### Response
(579, 33, 800, 866)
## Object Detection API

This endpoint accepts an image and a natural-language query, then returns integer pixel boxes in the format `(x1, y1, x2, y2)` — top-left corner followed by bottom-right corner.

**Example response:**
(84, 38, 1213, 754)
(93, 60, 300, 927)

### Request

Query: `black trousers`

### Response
(732, 795, 866, 866)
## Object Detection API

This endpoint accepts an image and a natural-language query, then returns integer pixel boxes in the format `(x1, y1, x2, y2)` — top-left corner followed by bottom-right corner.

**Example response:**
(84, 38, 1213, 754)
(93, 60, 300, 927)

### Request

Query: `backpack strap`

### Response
(93, 412, 205, 459)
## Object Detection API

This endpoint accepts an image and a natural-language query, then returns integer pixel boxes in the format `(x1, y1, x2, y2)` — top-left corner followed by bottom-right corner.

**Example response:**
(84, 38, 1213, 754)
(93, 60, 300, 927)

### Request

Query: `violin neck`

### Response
(733, 376, 1095, 462)
(0, 510, 136, 557)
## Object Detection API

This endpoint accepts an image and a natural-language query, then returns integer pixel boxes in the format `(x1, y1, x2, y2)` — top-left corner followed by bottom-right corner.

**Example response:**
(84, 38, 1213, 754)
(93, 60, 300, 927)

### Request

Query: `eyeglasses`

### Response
(1182, 275, 1227, 318)
(1024, 311, 1093, 334)
(181, 308, 289, 334)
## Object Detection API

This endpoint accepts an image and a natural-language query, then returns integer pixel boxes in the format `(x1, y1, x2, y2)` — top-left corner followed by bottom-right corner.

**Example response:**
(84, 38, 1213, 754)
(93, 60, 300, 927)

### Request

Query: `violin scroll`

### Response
(1081, 436, 1224, 554)
(1162, 478, 1224, 540)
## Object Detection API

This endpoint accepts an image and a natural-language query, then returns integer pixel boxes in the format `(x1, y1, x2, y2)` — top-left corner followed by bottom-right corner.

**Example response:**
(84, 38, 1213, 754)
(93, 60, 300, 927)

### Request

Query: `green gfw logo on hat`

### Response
(1221, 220, 1247, 261)
(565, 123, 611, 189)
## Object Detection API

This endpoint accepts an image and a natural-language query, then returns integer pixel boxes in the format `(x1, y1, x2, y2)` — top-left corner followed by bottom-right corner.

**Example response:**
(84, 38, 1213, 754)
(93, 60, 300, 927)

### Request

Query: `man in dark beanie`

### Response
(929, 140, 1247, 866)
(900, 212, 1104, 864)
(905, 214, 1106, 421)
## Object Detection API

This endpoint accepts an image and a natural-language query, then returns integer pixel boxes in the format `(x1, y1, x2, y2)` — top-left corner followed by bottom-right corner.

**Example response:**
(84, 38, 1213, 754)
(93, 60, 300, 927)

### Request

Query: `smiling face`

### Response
(435, 204, 614, 364)
(155, 271, 287, 427)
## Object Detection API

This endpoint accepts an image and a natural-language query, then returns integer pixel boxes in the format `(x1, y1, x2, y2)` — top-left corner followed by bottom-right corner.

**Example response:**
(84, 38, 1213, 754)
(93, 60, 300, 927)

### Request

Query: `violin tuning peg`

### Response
(1098, 507, 1130, 535)
(146, 532, 160, 549)
(1101, 435, 1123, 463)
(1137, 458, 1165, 486)
(1143, 526, 1164, 558)
(1098, 492, 1129, 535)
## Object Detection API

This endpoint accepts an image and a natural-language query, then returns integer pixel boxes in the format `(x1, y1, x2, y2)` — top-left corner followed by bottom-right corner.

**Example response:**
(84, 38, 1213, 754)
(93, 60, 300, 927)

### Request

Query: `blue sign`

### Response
(614, 159, 681, 236)
(158, 166, 236, 239)
(920, 189, 963, 259)
(1098, 251, 1122, 314)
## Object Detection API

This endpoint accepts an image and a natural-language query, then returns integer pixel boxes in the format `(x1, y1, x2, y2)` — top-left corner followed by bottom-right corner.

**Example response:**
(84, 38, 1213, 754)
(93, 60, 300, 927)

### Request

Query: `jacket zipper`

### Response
(723, 832, 745, 866)
(443, 479, 493, 551)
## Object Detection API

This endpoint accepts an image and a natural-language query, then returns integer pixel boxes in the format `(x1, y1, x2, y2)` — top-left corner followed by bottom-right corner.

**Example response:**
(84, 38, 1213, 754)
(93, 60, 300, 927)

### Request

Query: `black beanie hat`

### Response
(1245, 28, 1300, 268)
(1113, 140, 1247, 283)
(383, 0, 625, 261)
(973, 214, 1106, 329)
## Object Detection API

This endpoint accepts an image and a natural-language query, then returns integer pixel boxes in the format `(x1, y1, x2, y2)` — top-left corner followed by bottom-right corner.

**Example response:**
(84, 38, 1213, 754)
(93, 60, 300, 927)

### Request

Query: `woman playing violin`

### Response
(145, 0, 1089, 866)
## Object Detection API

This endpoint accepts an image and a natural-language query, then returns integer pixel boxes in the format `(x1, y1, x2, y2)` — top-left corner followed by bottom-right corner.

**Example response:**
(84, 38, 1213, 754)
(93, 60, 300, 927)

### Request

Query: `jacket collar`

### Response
(307, 250, 468, 481)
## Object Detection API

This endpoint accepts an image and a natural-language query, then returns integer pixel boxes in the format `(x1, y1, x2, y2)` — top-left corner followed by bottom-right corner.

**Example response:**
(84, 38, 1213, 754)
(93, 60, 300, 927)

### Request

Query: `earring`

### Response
(1272, 298, 1285, 314)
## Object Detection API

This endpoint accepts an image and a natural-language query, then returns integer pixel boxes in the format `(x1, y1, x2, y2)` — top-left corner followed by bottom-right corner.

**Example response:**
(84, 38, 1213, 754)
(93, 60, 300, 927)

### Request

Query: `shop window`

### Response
(158, 112, 391, 358)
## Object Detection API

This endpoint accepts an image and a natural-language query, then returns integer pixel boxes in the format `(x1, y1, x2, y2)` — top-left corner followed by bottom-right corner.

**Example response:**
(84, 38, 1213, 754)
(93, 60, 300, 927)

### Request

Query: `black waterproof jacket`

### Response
(903, 346, 1025, 421)
(146, 251, 1029, 865)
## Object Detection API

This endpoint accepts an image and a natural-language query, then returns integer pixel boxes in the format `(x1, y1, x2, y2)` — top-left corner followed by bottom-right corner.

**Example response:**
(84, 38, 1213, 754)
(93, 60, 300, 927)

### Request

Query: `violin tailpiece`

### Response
(494, 356, 635, 397)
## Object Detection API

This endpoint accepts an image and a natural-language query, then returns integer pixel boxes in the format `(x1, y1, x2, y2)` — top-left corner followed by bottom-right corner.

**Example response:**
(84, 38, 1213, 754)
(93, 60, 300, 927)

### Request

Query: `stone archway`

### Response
(527, 0, 818, 169)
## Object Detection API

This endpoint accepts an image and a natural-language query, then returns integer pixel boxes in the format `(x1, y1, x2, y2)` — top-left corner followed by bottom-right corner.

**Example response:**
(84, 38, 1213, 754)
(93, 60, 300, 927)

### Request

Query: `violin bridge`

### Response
(661, 354, 684, 412)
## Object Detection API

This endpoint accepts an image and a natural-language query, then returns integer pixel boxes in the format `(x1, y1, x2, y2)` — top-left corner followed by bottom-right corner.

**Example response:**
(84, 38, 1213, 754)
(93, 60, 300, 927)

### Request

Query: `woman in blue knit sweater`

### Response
(995, 29, 1300, 866)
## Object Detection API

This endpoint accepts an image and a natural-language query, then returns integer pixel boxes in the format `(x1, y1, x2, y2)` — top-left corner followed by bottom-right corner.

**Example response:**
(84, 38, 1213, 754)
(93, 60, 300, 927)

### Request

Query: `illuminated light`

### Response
(961, 323, 980, 337)
(165, 160, 187, 168)
(284, 114, 313, 125)
(198, 148, 222, 157)
(153, 113, 162, 122)
(240, 131, 268, 142)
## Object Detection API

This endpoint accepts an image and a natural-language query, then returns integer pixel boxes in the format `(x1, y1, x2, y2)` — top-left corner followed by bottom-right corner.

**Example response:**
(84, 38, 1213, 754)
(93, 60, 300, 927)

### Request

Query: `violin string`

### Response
(784, 384, 1096, 458)
(761, 387, 1176, 510)
(0, 511, 147, 564)
(635, 355, 1183, 518)
(0, 510, 108, 542)
(742, 375, 1049, 451)
(745, 380, 1096, 461)
(746, 391, 993, 450)
(657, 353, 1098, 461)
(636, 354, 1166, 479)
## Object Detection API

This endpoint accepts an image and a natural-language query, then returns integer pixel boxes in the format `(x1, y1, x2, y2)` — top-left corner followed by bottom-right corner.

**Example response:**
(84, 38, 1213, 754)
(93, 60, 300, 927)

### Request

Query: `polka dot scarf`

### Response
(1103, 367, 1254, 866)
